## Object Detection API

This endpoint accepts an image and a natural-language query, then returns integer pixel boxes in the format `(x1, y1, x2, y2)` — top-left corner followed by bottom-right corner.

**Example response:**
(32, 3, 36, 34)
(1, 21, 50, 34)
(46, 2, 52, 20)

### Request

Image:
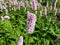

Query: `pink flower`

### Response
(54, 0, 58, 10)
(19, 1, 25, 7)
(54, 0, 58, 16)
(0, 0, 4, 3)
(8, 0, 13, 4)
(4, 16, 10, 19)
(27, 12, 36, 34)
(0, 3, 3, 9)
(30, 0, 38, 10)
(13, 0, 18, 6)
(17, 36, 23, 45)
(1, 16, 10, 20)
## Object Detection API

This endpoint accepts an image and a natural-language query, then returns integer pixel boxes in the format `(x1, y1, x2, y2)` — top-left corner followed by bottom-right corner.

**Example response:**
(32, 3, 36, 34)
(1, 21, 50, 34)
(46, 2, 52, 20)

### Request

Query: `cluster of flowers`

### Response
(0, 0, 60, 17)
(0, 0, 60, 45)
(0, 0, 8, 15)
(16, 0, 60, 45)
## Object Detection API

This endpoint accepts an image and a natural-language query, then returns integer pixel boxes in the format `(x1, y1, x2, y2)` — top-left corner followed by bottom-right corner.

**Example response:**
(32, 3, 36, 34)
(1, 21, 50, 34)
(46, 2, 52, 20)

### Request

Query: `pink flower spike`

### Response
(4, 16, 10, 20)
(17, 36, 23, 45)
(27, 12, 37, 34)
(30, 0, 38, 10)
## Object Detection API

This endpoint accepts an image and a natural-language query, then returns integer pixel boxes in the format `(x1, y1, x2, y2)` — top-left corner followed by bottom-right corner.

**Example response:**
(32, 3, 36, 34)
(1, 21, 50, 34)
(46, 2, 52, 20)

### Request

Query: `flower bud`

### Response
(17, 36, 23, 45)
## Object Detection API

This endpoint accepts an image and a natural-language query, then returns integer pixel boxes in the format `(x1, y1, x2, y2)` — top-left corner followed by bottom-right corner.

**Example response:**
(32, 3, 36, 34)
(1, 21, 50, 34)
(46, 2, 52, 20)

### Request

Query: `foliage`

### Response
(0, 0, 60, 45)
